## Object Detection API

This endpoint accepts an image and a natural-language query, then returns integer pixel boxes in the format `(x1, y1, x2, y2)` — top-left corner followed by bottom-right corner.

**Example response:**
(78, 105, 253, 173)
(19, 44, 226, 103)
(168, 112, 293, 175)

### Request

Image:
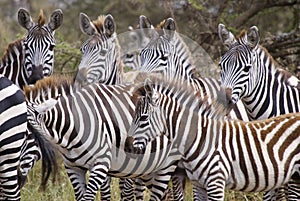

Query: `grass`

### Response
(21, 157, 263, 201)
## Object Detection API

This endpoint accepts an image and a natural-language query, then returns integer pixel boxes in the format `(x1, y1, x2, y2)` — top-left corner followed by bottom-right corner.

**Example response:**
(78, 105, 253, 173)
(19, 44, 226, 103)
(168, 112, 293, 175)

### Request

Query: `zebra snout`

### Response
(28, 65, 44, 84)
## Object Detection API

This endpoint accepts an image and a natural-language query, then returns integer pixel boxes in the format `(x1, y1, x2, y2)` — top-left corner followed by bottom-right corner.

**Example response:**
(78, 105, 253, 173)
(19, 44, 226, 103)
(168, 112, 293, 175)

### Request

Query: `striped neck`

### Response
(0, 39, 28, 88)
(243, 47, 300, 120)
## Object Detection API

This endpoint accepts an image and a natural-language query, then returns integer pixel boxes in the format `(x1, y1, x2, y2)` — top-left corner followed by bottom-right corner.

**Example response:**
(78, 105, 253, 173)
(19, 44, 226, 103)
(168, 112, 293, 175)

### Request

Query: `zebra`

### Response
(218, 23, 300, 199)
(25, 75, 185, 201)
(74, 13, 140, 200)
(124, 77, 300, 201)
(137, 15, 250, 200)
(1, 8, 63, 88)
(0, 8, 63, 191)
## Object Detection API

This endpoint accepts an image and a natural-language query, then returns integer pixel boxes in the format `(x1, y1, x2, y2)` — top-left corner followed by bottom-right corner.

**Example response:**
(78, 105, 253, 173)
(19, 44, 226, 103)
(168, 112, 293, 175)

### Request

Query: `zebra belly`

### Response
(110, 135, 179, 177)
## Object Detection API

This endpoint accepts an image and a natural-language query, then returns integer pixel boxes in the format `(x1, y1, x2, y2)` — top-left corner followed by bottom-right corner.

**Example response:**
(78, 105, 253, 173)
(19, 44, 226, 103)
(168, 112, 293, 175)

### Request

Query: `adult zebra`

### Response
(74, 13, 138, 200)
(0, 8, 63, 190)
(218, 24, 300, 199)
(137, 16, 249, 200)
(125, 77, 300, 201)
(25, 75, 182, 201)
(1, 8, 63, 88)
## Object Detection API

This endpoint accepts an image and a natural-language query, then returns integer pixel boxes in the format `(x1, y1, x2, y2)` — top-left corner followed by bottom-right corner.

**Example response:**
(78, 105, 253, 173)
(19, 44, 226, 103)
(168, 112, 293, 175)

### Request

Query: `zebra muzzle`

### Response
(28, 65, 44, 84)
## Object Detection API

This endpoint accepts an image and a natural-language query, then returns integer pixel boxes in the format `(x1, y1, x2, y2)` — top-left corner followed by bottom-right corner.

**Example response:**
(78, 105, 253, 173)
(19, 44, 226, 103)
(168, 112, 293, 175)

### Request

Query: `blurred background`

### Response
(0, 0, 299, 77)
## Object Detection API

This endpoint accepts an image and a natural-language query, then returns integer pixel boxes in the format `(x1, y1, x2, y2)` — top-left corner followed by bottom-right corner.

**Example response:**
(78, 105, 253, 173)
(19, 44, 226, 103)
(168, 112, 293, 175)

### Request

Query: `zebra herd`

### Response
(0, 7, 299, 201)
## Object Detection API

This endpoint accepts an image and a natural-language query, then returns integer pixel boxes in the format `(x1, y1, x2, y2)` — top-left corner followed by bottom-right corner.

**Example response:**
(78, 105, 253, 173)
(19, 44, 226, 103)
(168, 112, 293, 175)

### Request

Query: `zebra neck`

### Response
(0, 39, 28, 88)
(243, 49, 300, 120)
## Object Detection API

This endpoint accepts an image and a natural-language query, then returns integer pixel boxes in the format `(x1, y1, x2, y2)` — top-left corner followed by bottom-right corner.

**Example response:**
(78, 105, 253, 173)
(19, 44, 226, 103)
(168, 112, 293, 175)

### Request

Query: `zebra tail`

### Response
(27, 122, 58, 190)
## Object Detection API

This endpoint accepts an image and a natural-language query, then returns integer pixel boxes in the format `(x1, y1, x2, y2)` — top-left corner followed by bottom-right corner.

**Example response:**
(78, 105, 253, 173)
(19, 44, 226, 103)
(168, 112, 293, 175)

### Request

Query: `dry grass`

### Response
(21, 158, 263, 201)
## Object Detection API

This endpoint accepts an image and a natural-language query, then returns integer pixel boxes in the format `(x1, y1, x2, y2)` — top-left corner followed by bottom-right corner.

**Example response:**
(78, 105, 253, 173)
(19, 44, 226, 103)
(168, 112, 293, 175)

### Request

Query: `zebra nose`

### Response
(28, 65, 44, 84)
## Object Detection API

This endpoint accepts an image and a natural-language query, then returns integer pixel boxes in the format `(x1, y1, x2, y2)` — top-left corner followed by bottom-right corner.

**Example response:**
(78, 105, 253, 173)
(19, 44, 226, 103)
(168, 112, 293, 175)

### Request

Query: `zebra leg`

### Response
(193, 184, 207, 201)
(83, 163, 110, 201)
(206, 177, 226, 201)
(100, 176, 111, 201)
(263, 188, 285, 201)
(65, 165, 87, 201)
(119, 178, 134, 201)
(0, 162, 21, 200)
(171, 168, 186, 201)
(134, 178, 146, 201)
(287, 180, 300, 200)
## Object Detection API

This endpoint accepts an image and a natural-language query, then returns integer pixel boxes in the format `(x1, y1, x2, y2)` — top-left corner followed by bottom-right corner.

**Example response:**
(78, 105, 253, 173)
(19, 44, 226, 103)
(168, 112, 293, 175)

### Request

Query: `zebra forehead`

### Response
(92, 15, 107, 33)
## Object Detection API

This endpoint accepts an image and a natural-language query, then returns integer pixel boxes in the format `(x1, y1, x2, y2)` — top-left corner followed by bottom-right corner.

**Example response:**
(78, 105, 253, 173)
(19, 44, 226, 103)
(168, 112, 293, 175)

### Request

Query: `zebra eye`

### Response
(49, 44, 55, 51)
(161, 55, 168, 61)
(100, 49, 107, 56)
(244, 65, 251, 72)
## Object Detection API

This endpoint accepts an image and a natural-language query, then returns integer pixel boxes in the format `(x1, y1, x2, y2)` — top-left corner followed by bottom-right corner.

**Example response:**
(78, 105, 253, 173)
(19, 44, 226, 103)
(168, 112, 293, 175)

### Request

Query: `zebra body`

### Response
(218, 24, 300, 199)
(0, 75, 27, 200)
(1, 8, 63, 88)
(25, 75, 179, 201)
(125, 77, 300, 201)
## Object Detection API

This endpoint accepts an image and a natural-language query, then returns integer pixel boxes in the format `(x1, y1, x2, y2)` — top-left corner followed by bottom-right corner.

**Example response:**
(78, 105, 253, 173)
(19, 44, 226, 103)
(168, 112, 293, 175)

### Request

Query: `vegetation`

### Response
(0, 0, 298, 200)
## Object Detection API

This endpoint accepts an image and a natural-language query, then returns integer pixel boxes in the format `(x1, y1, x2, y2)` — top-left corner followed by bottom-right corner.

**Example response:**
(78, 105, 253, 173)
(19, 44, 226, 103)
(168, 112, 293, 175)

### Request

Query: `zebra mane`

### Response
(0, 39, 23, 64)
(38, 9, 46, 27)
(133, 74, 229, 119)
(23, 74, 74, 103)
(92, 15, 107, 33)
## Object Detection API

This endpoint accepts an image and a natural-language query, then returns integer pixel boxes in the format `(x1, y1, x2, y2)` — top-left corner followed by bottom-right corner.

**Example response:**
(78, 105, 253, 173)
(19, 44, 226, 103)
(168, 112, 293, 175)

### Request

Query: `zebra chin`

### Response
(124, 136, 146, 158)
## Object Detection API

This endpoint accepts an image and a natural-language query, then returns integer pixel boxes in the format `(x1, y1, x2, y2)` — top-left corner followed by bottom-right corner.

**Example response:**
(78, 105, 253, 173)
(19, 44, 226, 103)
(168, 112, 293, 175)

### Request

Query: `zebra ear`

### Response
(139, 15, 155, 39)
(104, 14, 116, 38)
(144, 79, 153, 99)
(163, 18, 176, 40)
(218, 24, 236, 49)
(18, 8, 34, 30)
(48, 9, 63, 31)
(247, 26, 259, 50)
(79, 12, 97, 36)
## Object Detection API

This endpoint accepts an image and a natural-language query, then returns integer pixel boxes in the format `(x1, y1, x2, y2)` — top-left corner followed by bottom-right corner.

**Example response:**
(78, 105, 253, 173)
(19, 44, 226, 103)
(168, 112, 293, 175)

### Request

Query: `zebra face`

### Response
(219, 44, 255, 104)
(140, 34, 174, 74)
(77, 34, 115, 85)
(23, 27, 56, 84)
(126, 80, 163, 155)
(18, 8, 63, 84)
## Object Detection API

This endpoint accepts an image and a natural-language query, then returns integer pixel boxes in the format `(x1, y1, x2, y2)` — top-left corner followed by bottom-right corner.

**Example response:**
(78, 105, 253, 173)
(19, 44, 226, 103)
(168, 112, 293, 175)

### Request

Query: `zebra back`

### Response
(74, 13, 123, 87)
(0, 8, 63, 88)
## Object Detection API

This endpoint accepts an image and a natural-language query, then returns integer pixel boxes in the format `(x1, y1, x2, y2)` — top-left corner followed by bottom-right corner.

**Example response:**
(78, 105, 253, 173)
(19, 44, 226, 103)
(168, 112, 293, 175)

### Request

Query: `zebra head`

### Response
(18, 8, 63, 84)
(125, 79, 165, 155)
(218, 24, 260, 104)
(75, 13, 120, 87)
(139, 17, 177, 77)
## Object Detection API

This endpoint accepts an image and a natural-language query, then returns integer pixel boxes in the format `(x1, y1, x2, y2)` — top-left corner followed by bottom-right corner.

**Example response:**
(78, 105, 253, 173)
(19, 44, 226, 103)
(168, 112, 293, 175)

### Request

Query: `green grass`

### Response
(21, 158, 263, 201)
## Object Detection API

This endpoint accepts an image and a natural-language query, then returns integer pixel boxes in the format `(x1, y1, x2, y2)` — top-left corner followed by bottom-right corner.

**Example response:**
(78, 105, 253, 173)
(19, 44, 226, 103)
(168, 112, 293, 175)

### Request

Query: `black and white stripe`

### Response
(125, 77, 300, 201)
(0, 75, 27, 200)
(26, 75, 183, 201)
